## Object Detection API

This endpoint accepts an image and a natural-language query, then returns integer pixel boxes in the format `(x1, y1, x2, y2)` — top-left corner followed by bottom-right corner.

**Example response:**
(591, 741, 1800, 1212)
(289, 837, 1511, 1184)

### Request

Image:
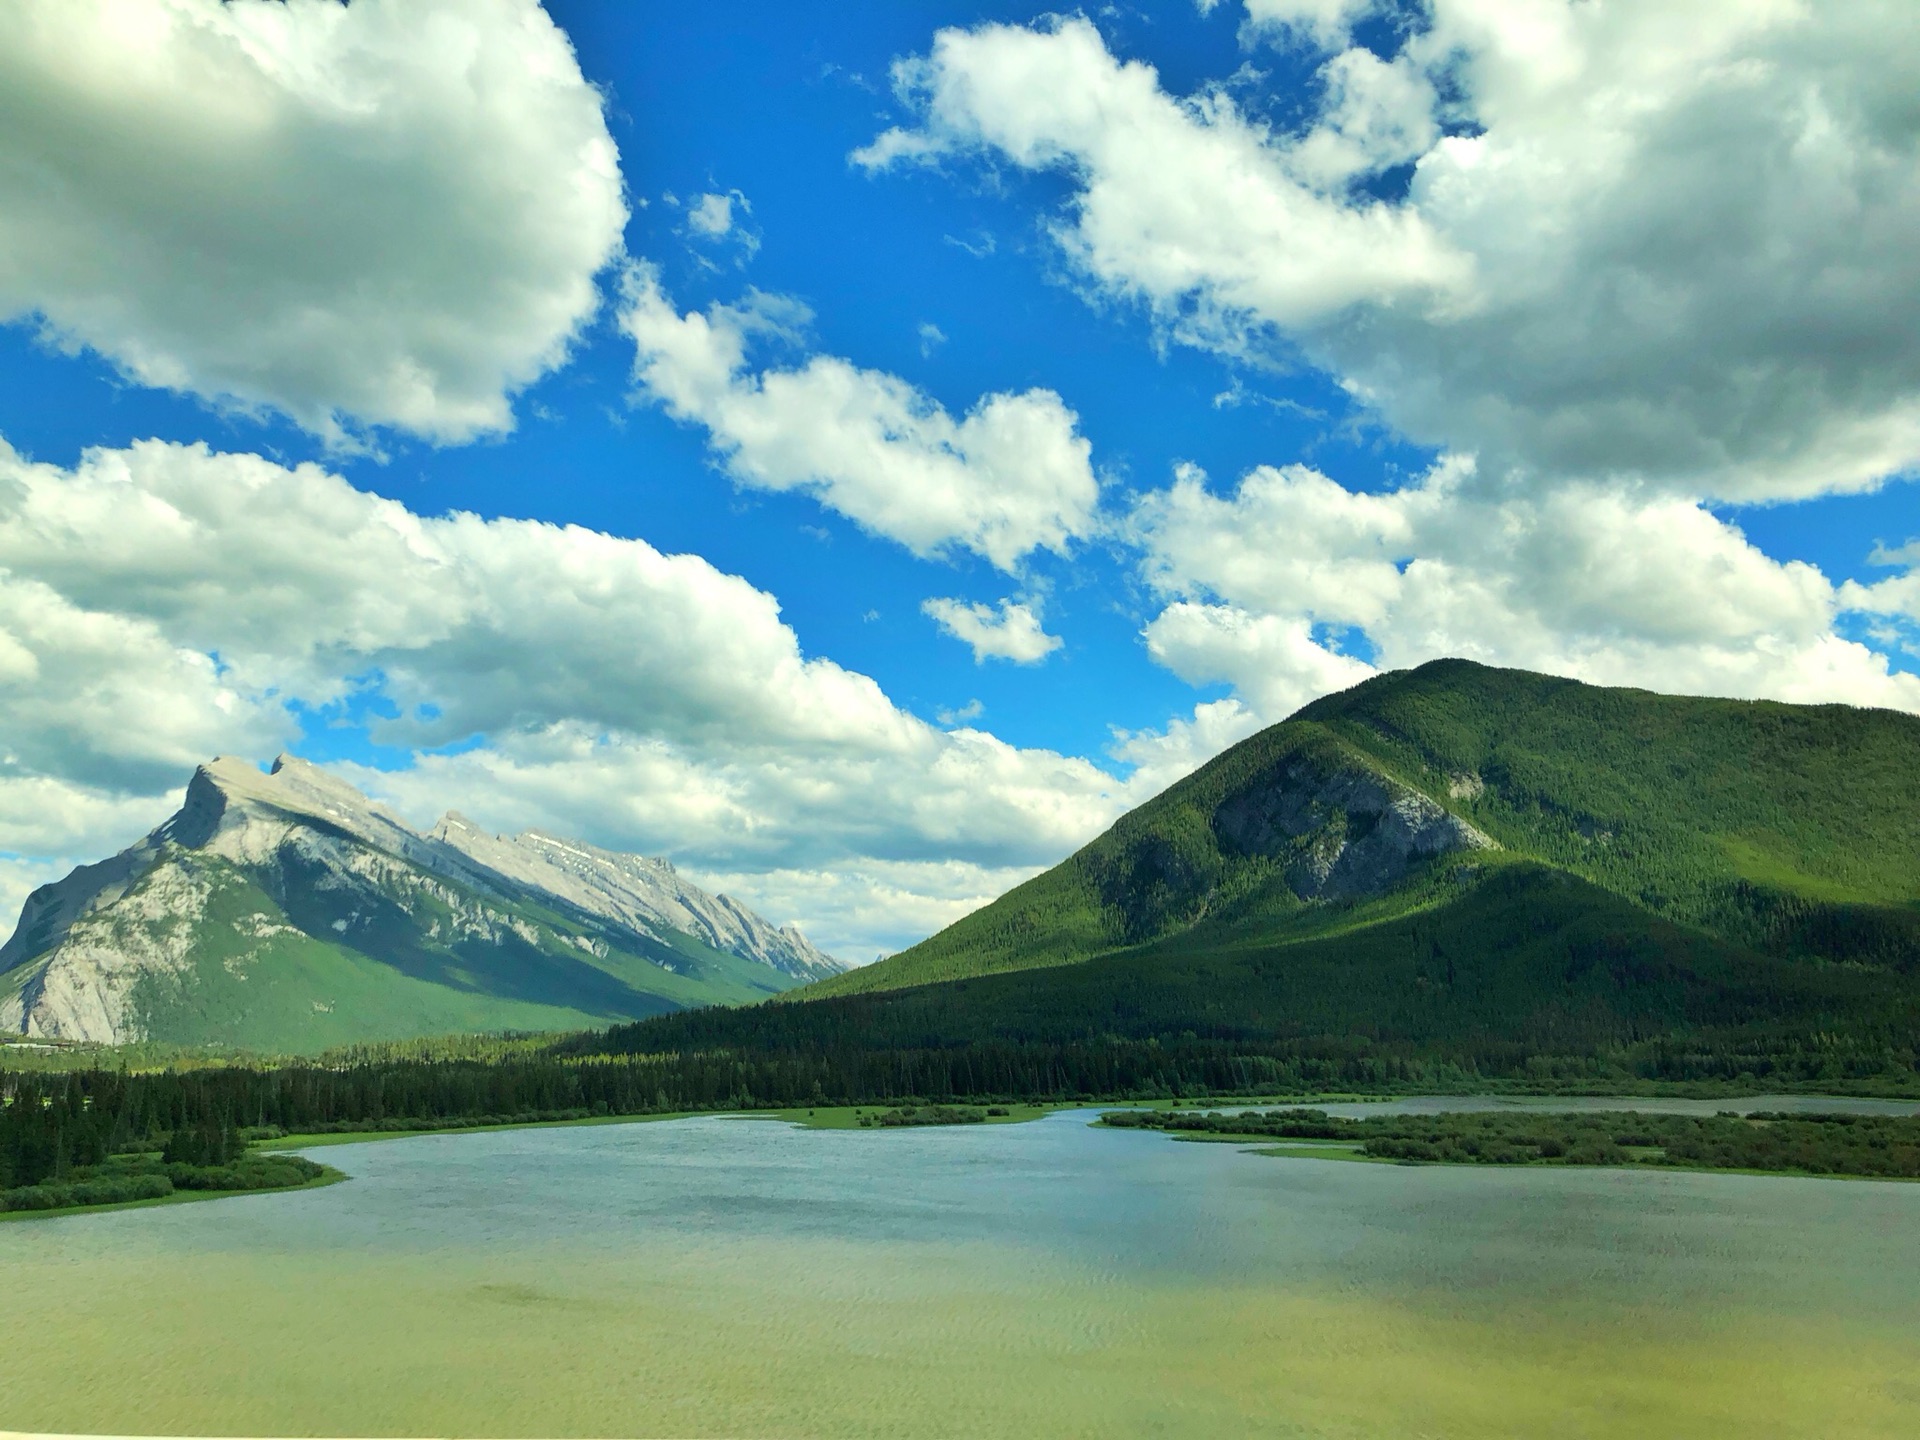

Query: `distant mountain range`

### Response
(0, 756, 842, 1050)
(622, 660, 1920, 1079)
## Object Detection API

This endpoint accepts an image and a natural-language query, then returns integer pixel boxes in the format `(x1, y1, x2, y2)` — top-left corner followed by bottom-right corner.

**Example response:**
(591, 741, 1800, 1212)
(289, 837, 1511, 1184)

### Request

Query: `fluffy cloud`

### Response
(683, 189, 759, 260)
(1142, 602, 1374, 718)
(859, 5, 1920, 500)
(1238, 0, 1378, 48)
(620, 265, 1102, 571)
(1133, 460, 1920, 721)
(1842, 544, 1920, 660)
(1106, 696, 1267, 799)
(668, 858, 1050, 966)
(338, 722, 1126, 957)
(922, 597, 1063, 664)
(0, 0, 625, 445)
(0, 436, 1142, 956)
(853, 19, 1467, 336)
(687, 193, 740, 238)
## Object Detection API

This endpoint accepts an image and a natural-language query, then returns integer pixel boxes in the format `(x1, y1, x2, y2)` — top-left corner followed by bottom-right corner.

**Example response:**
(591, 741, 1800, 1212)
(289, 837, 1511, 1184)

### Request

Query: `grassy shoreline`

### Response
(0, 1163, 347, 1223)
(1108, 1106, 1920, 1182)
(260, 1086, 1920, 1152)
(1163, 1133, 1920, 1181)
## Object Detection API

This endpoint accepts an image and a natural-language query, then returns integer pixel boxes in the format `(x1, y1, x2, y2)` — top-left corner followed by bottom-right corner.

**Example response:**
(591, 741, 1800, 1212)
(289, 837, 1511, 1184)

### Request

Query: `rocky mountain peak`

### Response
(164, 754, 427, 866)
(2, 754, 844, 1046)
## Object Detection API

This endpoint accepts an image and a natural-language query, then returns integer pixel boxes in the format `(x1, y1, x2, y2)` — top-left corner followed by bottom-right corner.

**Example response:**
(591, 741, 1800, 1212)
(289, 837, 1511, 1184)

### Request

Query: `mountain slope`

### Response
(615, 862, 1920, 1081)
(427, 813, 833, 980)
(0, 756, 841, 1049)
(807, 660, 1920, 1002)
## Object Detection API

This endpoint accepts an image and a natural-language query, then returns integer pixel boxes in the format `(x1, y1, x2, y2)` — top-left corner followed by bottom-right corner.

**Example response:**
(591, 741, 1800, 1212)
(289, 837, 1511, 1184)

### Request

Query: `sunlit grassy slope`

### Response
(804, 660, 1920, 1004)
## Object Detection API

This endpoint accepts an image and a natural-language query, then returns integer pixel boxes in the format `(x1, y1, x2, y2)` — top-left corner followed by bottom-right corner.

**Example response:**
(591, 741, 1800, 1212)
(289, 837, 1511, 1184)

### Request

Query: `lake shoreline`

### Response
(259, 1090, 1920, 1159)
(0, 1164, 347, 1224)
(1112, 1104, 1920, 1183)
(15, 1090, 1919, 1223)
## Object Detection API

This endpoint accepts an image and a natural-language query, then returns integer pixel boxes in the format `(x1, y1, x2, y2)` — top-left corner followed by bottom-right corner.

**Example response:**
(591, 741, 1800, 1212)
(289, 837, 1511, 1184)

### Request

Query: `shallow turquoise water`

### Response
(4, 1102, 1919, 1437)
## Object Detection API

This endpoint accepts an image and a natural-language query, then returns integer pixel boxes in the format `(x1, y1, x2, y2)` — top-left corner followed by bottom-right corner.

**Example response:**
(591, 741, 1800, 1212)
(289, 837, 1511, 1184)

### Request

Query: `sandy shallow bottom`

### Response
(4, 1244, 1919, 1438)
(3, 1107, 1917, 1438)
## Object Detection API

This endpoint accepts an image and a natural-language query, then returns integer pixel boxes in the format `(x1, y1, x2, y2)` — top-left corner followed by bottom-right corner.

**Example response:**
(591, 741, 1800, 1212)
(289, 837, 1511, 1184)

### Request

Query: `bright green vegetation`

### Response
(1, 1151, 337, 1219)
(1288, 662, 1920, 924)
(1105, 1107, 1920, 1178)
(781, 1103, 1046, 1129)
(815, 660, 1920, 1001)
(853, 1103, 1011, 1127)
(1, 1069, 347, 1218)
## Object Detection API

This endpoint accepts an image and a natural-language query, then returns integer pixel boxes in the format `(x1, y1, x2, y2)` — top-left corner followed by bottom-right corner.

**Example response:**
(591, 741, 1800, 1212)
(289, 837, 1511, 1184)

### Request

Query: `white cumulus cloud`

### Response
(859, 5, 1920, 501)
(0, 0, 626, 446)
(922, 597, 1063, 665)
(1131, 460, 1920, 724)
(620, 264, 1102, 571)
(0, 435, 1147, 956)
(1239, 0, 1379, 49)
(853, 18, 1468, 336)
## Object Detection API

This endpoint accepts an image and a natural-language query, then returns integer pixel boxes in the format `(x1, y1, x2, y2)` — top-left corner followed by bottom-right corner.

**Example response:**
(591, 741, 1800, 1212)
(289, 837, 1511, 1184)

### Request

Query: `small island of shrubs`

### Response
(1101, 1107, 1920, 1179)
(3, 1101, 334, 1217)
(857, 1104, 1012, 1127)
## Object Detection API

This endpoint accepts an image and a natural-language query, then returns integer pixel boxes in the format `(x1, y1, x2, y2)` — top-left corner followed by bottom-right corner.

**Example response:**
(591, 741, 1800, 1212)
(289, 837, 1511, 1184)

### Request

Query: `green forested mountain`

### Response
(812, 660, 1920, 1001)
(623, 660, 1920, 1084)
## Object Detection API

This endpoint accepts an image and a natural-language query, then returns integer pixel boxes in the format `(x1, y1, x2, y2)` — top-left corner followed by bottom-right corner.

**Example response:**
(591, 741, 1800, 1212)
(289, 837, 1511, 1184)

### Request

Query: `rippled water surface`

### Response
(4, 1102, 1919, 1438)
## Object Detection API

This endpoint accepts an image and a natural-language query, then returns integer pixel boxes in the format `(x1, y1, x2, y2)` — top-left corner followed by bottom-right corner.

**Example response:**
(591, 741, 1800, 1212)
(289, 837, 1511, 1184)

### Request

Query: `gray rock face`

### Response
(1215, 756, 1497, 901)
(428, 814, 838, 981)
(0, 754, 842, 1042)
(0, 846, 211, 1045)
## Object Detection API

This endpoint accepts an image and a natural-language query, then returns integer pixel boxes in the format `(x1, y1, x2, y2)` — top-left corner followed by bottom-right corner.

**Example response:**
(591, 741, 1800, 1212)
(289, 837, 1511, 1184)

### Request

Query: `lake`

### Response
(3, 1099, 1918, 1438)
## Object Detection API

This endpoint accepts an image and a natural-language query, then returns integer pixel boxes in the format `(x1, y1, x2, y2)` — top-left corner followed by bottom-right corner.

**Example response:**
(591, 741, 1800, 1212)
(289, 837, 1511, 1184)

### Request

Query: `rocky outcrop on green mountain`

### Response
(0, 755, 840, 1050)
(1210, 749, 1496, 900)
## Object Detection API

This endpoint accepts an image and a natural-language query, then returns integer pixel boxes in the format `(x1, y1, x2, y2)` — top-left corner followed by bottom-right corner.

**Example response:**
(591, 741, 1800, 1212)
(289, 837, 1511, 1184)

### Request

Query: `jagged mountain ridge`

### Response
(0, 755, 841, 1049)
(426, 812, 829, 979)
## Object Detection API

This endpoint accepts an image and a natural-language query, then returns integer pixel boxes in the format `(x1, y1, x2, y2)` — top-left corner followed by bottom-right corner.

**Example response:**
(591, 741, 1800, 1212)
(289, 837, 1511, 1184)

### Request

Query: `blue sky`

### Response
(0, 0, 1915, 957)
